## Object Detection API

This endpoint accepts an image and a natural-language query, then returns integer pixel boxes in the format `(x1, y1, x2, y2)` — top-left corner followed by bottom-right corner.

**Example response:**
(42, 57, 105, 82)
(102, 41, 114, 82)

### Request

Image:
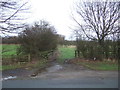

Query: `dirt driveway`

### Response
(35, 62, 118, 80)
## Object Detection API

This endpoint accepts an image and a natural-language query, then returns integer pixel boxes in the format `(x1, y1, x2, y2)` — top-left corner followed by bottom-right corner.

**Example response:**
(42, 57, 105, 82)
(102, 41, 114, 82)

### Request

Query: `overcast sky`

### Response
(27, 0, 77, 40)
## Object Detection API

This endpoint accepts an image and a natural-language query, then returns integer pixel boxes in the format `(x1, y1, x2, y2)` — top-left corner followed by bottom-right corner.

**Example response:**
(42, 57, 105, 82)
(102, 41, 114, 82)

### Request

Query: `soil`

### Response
(33, 61, 118, 80)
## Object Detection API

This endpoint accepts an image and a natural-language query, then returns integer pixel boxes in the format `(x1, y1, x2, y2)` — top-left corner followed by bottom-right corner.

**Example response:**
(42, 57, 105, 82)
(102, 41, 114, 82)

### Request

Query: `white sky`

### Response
(26, 0, 77, 40)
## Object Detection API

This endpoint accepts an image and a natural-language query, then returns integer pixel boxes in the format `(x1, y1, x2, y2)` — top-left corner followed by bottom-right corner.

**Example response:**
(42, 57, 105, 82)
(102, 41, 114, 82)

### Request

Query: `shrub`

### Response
(17, 20, 58, 61)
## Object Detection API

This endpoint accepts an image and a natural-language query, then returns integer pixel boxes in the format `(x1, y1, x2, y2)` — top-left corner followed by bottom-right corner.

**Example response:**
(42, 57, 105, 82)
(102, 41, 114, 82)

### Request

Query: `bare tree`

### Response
(0, 0, 29, 34)
(72, 1, 119, 46)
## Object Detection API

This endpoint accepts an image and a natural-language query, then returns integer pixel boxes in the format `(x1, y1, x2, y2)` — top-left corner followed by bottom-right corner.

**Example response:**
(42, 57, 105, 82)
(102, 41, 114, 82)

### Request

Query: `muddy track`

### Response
(33, 62, 118, 80)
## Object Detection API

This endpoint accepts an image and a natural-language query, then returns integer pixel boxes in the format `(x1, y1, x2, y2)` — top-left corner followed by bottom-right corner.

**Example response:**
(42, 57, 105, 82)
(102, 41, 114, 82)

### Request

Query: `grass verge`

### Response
(0, 59, 48, 71)
(71, 59, 118, 71)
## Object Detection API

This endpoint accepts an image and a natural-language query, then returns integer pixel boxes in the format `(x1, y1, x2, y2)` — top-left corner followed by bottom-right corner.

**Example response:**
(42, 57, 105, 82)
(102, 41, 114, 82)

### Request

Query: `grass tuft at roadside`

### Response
(69, 59, 118, 71)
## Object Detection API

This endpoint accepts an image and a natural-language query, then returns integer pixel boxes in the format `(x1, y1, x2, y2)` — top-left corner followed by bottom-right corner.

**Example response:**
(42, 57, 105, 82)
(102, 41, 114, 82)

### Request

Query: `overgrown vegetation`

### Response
(17, 20, 58, 61)
(76, 39, 119, 61)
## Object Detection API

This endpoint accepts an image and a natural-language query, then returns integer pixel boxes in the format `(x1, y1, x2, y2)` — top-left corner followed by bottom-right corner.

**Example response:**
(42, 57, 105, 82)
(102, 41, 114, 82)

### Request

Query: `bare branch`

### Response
(1, 2, 28, 23)
(72, 1, 119, 44)
(0, 0, 30, 34)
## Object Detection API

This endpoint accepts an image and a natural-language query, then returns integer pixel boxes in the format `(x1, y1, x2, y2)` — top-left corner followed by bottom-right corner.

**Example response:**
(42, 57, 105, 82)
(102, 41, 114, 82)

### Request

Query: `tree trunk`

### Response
(98, 40, 105, 60)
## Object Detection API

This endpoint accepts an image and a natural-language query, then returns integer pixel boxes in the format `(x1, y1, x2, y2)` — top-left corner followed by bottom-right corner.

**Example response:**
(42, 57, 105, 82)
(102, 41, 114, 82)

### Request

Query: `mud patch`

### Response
(46, 64, 63, 73)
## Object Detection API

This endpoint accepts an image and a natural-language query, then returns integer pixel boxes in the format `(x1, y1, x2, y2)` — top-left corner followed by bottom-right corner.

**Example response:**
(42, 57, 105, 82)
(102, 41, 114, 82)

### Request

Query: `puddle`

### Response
(2, 76, 17, 81)
(47, 64, 63, 73)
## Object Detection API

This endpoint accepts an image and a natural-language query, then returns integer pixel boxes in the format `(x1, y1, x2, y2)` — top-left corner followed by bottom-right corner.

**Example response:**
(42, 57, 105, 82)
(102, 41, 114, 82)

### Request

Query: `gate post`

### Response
(75, 50, 80, 57)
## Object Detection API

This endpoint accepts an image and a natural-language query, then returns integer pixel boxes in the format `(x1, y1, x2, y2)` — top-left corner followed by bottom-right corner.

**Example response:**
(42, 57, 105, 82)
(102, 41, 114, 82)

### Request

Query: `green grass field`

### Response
(2, 44, 19, 58)
(58, 45, 76, 63)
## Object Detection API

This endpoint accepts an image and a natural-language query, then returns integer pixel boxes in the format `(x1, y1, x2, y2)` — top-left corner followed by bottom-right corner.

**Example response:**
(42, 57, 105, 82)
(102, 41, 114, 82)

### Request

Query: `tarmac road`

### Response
(2, 76, 118, 88)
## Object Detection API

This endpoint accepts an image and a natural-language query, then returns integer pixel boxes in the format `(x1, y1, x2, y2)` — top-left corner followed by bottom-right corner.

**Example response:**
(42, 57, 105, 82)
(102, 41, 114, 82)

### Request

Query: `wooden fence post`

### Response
(75, 50, 80, 58)
(28, 54, 31, 62)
